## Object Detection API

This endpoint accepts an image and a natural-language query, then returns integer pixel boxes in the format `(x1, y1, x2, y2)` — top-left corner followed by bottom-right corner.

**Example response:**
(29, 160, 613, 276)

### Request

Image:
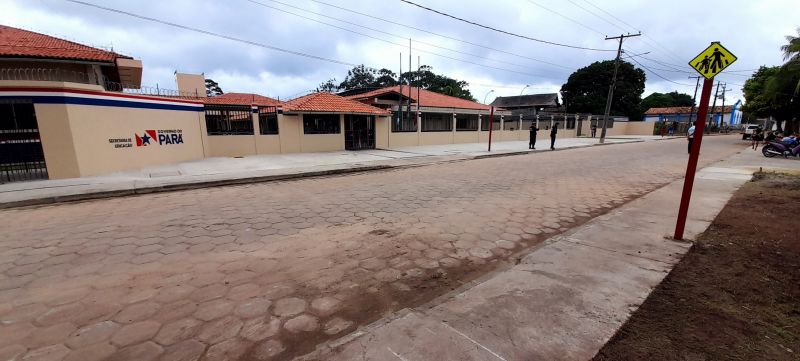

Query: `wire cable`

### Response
(62, 0, 358, 67)
(397, 0, 615, 52)
(243, 0, 550, 78)
(525, 0, 604, 36)
(626, 54, 692, 86)
(309, 0, 572, 69)
(247, 0, 549, 74)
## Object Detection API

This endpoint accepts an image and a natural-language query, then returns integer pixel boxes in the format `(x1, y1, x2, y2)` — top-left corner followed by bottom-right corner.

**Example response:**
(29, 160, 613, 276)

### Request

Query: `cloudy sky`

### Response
(1, 0, 796, 105)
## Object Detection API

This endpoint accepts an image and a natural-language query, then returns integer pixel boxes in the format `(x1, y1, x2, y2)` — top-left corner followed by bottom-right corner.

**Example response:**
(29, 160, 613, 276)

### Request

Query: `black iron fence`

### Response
(204, 105, 254, 135)
(1, 101, 48, 183)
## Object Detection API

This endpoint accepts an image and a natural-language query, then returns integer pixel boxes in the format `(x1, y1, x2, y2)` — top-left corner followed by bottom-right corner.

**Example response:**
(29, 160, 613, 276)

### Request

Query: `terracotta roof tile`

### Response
(0, 25, 129, 63)
(645, 106, 732, 115)
(203, 93, 281, 106)
(283, 92, 390, 114)
(345, 86, 491, 110)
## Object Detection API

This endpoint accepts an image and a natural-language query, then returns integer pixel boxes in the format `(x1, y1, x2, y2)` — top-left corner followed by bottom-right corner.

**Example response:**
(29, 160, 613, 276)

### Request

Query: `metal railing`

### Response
(0, 68, 202, 98)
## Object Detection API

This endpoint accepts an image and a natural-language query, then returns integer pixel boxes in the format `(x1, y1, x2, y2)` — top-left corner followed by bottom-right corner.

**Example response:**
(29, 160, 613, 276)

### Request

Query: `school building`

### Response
(0, 25, 654, 183)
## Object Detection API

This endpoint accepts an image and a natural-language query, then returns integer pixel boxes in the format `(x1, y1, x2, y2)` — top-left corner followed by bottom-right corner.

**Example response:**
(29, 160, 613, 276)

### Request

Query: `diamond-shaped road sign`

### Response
(689, 42, 738, 79)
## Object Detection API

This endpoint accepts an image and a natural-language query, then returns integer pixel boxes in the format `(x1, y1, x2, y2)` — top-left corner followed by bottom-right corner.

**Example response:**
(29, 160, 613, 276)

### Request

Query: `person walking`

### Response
(529, 123, 539, 149)
(660, 123, 667, 137)
(687, 121, 696, 154)
(668, 123, 674, 136)
(550, 122, 558, 150)
(590, 123, 597, 138)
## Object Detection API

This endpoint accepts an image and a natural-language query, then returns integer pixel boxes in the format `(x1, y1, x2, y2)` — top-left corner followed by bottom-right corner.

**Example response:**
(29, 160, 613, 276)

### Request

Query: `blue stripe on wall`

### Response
(0, 95, 203, 112)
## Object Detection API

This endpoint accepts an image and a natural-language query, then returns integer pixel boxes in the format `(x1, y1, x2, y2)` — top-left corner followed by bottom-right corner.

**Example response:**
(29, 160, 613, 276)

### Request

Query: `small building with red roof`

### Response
(0, 24, 143, 89)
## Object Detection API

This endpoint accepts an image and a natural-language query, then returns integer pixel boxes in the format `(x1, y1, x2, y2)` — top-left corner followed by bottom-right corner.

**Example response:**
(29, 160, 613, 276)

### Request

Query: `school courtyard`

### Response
(0, 136, 750, 361)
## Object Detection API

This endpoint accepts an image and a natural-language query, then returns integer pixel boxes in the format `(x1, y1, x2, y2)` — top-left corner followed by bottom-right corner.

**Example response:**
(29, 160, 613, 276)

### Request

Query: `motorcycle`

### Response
(762, 140, 800, 158)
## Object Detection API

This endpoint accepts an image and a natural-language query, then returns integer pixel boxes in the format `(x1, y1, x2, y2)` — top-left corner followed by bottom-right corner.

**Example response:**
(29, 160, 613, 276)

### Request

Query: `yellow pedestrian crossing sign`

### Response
(689, 42, 737, 79)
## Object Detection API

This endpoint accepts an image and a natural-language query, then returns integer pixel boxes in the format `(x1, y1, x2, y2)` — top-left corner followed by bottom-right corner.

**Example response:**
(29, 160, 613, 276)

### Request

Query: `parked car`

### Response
(741, 124, 760, 140)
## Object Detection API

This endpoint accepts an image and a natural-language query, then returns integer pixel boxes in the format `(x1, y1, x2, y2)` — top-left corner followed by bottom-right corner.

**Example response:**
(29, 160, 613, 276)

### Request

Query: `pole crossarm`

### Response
(599, 33, 641, 144)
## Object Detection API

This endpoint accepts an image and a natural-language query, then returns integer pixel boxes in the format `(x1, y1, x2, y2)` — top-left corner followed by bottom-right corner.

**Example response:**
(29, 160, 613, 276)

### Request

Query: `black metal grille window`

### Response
(392, 111, 417, 132)
(421, 113, 452, 132)
(502, 117, 519, 130)
(258, 106, 279, 135)
(566, 116, 577, 129)
(204, 105, 254, 135)
(345, 115, 375, 150)
(521, 115, 535, 130)
(455, 114, 478, 131)
(1, 100, 48, 183)
(303, 114, 341, 134)
(481, 116, 501, 131)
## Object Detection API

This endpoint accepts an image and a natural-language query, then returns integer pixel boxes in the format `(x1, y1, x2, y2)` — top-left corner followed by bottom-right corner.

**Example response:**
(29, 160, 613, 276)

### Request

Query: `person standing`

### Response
(529, 123, 539, 149)
(687, 121, 696, 154)
(590, 123, 597, 138)
(668, 123, 674, 136)
(550, 122, 559, 150)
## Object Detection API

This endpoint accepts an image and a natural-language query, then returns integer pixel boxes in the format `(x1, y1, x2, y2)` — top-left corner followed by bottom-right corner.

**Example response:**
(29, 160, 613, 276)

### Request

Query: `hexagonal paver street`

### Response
(0, 137, 743, 361)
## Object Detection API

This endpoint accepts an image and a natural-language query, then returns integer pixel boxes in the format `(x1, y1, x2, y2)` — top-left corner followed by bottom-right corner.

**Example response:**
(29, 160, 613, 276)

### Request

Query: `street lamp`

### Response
(520, 85, 530, 96)
(483, 89, 495, 104)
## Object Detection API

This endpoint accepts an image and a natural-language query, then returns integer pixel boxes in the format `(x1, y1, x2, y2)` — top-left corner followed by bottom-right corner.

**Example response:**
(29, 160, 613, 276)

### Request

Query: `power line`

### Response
(309, 0, 573, 70)
(243, 0, 549, 78)
(576, 0, 685, 64)
(525, 0, 604, 36)
(247, 0, 551, 76)
(564, 0, 627, 34)
(397, 0, 615, 52)
(626, 54, 692, 86)
(62, 0, 358, 67)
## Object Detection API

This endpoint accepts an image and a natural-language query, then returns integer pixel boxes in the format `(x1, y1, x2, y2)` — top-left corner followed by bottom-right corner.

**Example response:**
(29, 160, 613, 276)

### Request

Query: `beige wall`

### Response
(388, 132, 419, 148)
(206, 135, 257, 158)
(624, 121, 656, 135)
(35, 104, 81, 179)
(255, 135, 281, 154)
(375, 116, 390, 149)
(454, 131, 479, 144)
(65, 105, 206, 177)
(420, 131, 454, 145)
(278, 115, 302, 153)
(176, 73, 206, 97)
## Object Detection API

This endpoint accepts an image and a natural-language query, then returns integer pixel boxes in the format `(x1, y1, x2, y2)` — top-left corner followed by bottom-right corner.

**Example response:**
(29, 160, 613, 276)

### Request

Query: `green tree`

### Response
(781, 27, 800, 63)
(205, 78, 224, 96)
(401, 65, 475, 101)
(742, 66, 781, 118)
(375, 68, 398, 87)
(640, 91, 694, 111)
(560, 60, 646, 120)
(316, 78, 339, 93)
(338, 65, 377, 91)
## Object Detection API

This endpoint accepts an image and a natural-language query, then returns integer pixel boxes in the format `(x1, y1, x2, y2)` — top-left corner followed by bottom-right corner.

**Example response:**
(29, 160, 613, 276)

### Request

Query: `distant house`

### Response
(643, 105, 739, 125)
(489, 93, 560, 115)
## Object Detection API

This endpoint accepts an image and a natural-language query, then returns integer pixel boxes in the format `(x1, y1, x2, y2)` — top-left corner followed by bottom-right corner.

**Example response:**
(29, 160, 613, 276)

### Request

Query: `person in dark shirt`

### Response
(550, 123, 558, 150)
(529, 123, 539, 149)
(590, 123, 597, 138)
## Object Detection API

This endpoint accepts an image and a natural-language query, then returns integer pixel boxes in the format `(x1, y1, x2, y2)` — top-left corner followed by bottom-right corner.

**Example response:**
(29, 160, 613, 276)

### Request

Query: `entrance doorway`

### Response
(344, 115, 375, 150)
(0, 100, 48, 183)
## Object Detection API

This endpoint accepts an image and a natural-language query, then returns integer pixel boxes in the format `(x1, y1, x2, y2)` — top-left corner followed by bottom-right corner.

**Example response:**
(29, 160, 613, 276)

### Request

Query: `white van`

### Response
(741, 124, 760, 140)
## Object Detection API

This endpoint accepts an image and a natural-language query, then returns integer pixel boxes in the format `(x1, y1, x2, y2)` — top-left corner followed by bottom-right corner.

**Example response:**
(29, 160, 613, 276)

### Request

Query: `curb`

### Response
(0, 139, 651, 209)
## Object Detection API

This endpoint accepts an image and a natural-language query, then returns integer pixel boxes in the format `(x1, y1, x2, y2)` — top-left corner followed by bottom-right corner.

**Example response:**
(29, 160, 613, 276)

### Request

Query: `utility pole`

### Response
(687, 76, 701, 123)
(719, 83, 727, 130)
(709, 82, 721, 130)
(600, 33, 641, 144)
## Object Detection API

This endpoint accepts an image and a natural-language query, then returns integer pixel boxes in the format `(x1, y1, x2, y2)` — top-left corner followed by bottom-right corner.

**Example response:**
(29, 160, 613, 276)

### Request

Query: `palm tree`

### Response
(780, 27, 800, 63)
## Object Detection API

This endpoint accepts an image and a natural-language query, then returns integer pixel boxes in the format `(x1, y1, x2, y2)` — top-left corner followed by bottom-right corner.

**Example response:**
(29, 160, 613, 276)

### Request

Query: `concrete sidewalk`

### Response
(298, 149, 800, 361)
(0, 137, 664, 208)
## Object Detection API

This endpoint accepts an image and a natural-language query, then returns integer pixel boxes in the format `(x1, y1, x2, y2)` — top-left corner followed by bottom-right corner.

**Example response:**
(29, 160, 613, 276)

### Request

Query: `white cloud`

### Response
(1, 0, 795, 106)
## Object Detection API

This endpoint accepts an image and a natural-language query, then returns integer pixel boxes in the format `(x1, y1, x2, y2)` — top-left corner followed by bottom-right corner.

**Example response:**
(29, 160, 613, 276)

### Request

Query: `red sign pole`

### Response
(487, 106, 495, 152)
(674, 77, 714, 240)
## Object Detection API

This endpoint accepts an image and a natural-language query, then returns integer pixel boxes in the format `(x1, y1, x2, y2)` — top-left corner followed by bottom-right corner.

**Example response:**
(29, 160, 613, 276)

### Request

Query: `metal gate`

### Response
(345, 115, 375, 150)
(1, 100, 48, 183)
